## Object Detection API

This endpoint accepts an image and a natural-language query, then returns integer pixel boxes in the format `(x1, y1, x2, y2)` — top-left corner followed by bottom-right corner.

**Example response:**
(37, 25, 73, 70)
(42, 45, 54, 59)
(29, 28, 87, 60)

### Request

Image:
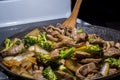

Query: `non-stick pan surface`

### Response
(0, 18, 120, 80)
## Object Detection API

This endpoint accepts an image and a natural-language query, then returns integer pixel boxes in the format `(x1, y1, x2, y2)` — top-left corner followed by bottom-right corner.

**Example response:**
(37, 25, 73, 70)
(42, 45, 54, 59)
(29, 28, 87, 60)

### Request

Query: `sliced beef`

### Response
(50, 49, 60, 60)
(115, 43, 120, 49)
(1, 43, 24, 57)
(86, 73, 102, 80)
(76, 62, 97, 80)
(55, 70, 76, 80)
(79, 58, 102, 64)
(73, 51, 92, 59)
(46, 34, 59, 42)
(108, 68, 117, 75)
(103, 41, 115, 52)
(88, 34, 104, 45)
(33, 66, 46, 80)
(73, 42, 85, 48)
(104, 47, 120, 57)
(77, 33, 88, 42)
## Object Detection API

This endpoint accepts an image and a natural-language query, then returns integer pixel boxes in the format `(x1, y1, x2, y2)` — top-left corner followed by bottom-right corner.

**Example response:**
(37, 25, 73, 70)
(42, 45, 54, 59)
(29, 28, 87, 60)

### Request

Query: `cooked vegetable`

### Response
(3, 38, 14, 51)
(59, 65, 73, 75)
(60, 47, 75, 58)
(15, 40, 21, 45)
(43, 66, 57, 80)
(77, 44, 100, 54)
(78, 29, 84, 33)
(24, 32, 54, 51)
(101, 62, 110, 76)
(39, 53, 52, 64)
(88, 36, 95, 41)
(65, 59, 81, 72)
(26, 28, 40, 37)
(105, 58, 120, 68)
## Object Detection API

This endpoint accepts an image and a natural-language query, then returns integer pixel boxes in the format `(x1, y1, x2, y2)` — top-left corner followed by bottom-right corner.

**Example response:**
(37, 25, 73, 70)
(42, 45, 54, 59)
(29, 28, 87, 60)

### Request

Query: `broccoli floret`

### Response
(39, 53, 52, 64)
(3, 38, 14, 51)
(105, 58, 120, 68)
(78, 29, 84, 33)
(43, 66, 57, 80)
(24, 32, 54, 51)
(15, 40, 22, 45)
(59, 65, 73, 75)
(60, 47, 75, 58)
(77, 44, 100, 54)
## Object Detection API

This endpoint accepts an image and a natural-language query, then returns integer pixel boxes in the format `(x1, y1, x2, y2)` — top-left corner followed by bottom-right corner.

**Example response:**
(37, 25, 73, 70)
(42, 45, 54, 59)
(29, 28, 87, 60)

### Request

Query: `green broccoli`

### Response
(39, 53, 52, 64)
(43, 66, 57, 80)
(88, 36, 95, 41)
(60, 47, 75, 58)
(59, 65, 73, 75)
(24, 32, 54, 51)
(77, 44, 100, 54)
(105, 58, 120, 68)
(78, 29, 84, 33)
(3, 38, 14, 51)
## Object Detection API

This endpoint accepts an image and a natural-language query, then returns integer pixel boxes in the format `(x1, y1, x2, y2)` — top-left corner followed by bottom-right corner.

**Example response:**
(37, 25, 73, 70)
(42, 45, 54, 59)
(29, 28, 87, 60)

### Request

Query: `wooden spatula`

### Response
(62, 0, 82, 28)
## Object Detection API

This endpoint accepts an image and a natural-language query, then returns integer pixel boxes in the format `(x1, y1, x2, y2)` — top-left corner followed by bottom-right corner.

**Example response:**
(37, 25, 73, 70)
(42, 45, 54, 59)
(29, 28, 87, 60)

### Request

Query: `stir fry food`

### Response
(0, 24, 120, 80)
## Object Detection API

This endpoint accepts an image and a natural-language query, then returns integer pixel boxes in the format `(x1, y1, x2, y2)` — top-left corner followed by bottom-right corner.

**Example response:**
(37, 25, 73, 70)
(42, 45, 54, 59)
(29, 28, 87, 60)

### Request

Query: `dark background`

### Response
(72, 0, 120, 30)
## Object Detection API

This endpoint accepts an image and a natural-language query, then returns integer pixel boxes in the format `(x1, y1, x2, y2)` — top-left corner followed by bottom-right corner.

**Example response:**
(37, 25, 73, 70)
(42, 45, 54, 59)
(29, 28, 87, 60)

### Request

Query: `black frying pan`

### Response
(0, 18, 120, 80)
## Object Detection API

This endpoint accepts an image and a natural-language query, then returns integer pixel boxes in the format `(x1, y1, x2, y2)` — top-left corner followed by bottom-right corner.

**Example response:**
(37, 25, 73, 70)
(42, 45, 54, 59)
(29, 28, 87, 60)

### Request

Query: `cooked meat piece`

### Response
(77, 33, 88, 42)
(76, 62, 97, 80)
(59, 59, 65, 65)
(54, 42, 64, 49)
(70, 28, 78, 40)
(54, 36, 75, 48)
(73, 42, 85, 48)
(104, 47, 120, 57)
(88, 34, 99, 39)
(1, 43, 24, 57)
(108, 68, 117, 75)
(55, 70, 76, 80)
(115, 43, 120, 49)
(62, 39, 76, 47)
(89, 38, 104, 44)
(33, 66, 46, 80)
(88, 34, 104, 44)
(79, 58, 102, 64)
(50, 49, 60, 60)
(43, 26, 63, 36)
(47, 34, 59, 42)
(86, 73, 102, 80)
(103, 41, 115, 52)
(73, 51, 92, 58)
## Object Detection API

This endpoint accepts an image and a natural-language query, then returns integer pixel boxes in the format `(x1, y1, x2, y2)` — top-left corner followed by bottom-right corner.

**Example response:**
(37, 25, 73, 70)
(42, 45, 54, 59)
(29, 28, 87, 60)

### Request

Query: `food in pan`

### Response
(0, 24, 120, 80)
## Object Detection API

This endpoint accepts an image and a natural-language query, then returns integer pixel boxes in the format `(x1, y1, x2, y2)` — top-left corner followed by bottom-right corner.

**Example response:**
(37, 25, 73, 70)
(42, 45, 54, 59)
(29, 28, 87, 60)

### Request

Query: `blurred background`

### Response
(72, 0, 120, 30)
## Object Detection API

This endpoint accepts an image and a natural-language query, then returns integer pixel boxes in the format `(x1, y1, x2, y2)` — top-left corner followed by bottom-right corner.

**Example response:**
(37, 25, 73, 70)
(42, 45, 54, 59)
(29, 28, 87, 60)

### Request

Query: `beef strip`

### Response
(86, 73, 102, 80)
(33, 66, 46, 80)
(103, 41, 115, 52)
(79, 58, 102, 64)
(73, 51, 92, 59)
(50, 49, 60, 60)
(77, 33, 88, 42)
(76, 62, 98, 80)
(115, 43, 120, 49)
(108, 68, 117, 75)
(1, 43, 24, 57)
(46, 34, 59, 42)
(55, 70, 76, 80)
(104, 47, 120, 57)
(88, 34, 104, 43)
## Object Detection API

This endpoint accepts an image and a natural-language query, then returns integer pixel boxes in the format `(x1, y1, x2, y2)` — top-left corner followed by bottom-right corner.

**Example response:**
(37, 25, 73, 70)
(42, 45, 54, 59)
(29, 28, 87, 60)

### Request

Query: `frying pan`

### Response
(0, 18, 120, 80)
